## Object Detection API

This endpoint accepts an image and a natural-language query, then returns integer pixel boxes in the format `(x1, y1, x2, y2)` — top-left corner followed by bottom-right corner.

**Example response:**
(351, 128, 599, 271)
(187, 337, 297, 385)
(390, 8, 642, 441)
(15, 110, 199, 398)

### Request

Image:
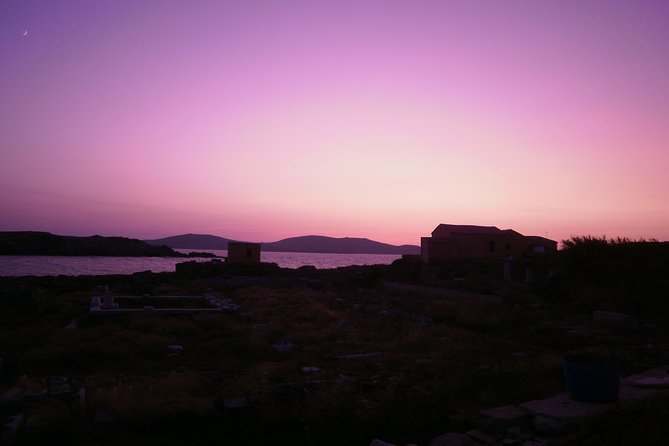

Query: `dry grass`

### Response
(2, 270, 667, 445)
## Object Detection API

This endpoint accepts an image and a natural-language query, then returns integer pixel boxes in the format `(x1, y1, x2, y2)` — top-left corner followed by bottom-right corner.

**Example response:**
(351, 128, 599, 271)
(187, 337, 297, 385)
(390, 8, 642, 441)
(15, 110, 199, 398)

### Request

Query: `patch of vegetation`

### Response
(1, 245, 668, 445)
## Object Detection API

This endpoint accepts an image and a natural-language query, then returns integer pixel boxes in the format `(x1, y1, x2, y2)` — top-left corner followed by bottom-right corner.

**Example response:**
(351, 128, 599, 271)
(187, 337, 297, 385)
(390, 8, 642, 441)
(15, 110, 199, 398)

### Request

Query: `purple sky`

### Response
(1, 0, 668, 245)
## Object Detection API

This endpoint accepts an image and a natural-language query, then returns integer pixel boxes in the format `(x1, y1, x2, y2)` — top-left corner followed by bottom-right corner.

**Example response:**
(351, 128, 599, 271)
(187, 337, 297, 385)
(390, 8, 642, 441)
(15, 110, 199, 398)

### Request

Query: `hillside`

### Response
(0, 232, 184, 257)
(263, 235, 420, 254)
(145, 233, 420, 255)
(145, 234, 235, 250)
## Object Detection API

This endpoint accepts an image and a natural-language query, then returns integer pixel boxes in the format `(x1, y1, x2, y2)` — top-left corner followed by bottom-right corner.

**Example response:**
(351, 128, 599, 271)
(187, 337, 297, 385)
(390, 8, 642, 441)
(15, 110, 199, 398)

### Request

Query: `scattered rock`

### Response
(415, 314, 429, 326)
(94, 406, 116, 425)
(336, 352, 382, 360)
(64, 319, 78, 330)
(506, 424, 533, 440)
(272, 342, 294, 353)
(477, 365, 491, 374)
(593, 310, 632, 327)
(167, 345, 183, 354)
(520, 393, 612, 421)
(1, 387, 24, 403)
(561, 325, 587, 333)
(532, 433, 579, 445)
(533, 415, 568, 435)
(369, 439, 396, 446)
(297, 265, 317, 272)
(429, 433, 477, 446)
(195, 397, 216, 411)
(77, 388, 86, 416)
(339, 319, 357, 329)
(466, 429, 498, 444)
(223, 396, 249, 410)
(46, 377, 70, 394)
(2, 413, 24, 445)
(478, 405, 530, 434)
(629, 376, 669, 388)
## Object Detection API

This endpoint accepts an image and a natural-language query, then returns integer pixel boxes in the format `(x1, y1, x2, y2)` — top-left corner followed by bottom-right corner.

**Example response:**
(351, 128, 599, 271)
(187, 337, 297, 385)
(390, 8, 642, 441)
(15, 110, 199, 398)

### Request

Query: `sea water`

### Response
(0, 250, 400, 276)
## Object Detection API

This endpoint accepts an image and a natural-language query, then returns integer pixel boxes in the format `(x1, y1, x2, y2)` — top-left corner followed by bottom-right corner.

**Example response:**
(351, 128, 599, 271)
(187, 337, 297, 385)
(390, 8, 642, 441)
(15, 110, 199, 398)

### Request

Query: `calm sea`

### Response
(0, 249, 400, 277)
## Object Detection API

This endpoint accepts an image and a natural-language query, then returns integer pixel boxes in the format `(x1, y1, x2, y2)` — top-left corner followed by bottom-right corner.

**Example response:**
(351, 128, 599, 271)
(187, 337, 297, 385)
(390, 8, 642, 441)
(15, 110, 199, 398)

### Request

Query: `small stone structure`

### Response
(227, 241, 261, 264)
(90, 290, 237, 314)
(101, 286, 118, 309)
(421, 224, 557, 263)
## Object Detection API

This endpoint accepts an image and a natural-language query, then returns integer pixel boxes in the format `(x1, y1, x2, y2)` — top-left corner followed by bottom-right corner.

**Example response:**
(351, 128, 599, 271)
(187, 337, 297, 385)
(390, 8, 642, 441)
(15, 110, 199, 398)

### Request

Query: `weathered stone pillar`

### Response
(525, 268, 533, 283)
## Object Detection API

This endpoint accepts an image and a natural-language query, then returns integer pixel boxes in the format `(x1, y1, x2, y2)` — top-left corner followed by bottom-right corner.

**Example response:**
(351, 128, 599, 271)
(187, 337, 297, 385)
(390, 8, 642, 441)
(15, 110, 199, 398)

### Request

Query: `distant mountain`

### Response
(263, 235, 420, 255)
(0, 232, 185, 257)
(145, 234, 234, 250)
(145, 233, 420, 255)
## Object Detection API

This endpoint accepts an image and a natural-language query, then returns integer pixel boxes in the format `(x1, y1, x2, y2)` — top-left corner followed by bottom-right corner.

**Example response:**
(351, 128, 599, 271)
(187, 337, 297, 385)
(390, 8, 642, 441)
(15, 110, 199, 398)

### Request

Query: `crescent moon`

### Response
(22, 30, 28, 37)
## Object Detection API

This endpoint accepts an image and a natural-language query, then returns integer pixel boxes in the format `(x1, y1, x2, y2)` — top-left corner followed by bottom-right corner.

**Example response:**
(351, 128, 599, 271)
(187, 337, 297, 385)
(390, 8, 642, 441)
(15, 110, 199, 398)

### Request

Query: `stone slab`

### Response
(336, 352, 382, 360)
(478, 405, 531, 433)
(519, 393, 613, 421)
(628, 376, 669, 388)
(618, 383, 666, 402)
(532, 433, 580, 445)
(466, 429, 498, 444)
(533, 415, 569, 435)
(429, 433, 477, 446)
(622, 366, 669, 385)
(369, 439, 396, 446)
(223, 396, 249, 410)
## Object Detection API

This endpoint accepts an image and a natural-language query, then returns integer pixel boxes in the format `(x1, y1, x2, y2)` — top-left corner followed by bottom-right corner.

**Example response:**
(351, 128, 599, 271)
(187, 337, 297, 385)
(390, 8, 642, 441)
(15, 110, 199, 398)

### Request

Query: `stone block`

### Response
(2, 413, 24, 445)
(622, 366, 669, 385)
(466, 429, 498, 444)
(0, 387, 24, 403)
(506, 424, 533, 440)
(429, 433, 477, 446)
(592, 310, 632, 326)
(94, 406, 116, 425)
(532, 433, 580, 445)
(520, 393, 611, 422)
(533, 416, 569, 435)
(272, 342, 294, 353)
(167, 344, 183, 354)
(369, 439, 396, 446)
(223, 396, 249, 410)
(478, 405, 530, 433)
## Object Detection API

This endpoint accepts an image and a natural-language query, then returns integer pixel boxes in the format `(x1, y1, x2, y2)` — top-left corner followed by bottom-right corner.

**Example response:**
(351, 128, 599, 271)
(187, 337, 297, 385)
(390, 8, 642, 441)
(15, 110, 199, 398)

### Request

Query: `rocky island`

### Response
(0, 232, 186, 257)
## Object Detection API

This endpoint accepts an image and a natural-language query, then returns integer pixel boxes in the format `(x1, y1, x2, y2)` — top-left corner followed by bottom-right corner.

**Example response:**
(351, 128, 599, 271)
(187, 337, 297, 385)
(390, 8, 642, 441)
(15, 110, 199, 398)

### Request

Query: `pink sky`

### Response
(1, 0, 668, 245)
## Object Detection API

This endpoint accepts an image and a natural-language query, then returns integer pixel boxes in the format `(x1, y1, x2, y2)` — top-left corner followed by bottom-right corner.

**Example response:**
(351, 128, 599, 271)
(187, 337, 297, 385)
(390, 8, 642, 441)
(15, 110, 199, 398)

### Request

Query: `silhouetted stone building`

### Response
(421, 224, 556, 263)
(227, 241, 261, 264)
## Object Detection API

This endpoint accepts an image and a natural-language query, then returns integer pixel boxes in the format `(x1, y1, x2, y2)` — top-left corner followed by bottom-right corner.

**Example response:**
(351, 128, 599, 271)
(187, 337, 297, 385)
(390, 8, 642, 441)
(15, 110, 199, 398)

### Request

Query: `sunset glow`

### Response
(2, 1, 668, 245)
